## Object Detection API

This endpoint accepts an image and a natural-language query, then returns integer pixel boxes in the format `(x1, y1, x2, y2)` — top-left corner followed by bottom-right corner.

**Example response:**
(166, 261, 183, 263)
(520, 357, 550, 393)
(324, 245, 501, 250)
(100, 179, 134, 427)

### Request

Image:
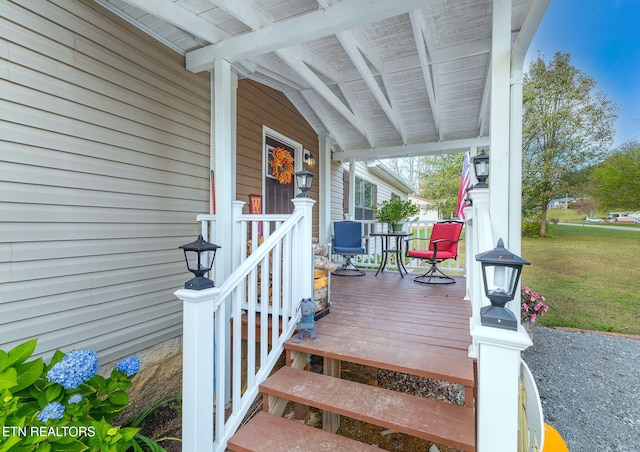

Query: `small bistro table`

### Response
(369, 232, 412, 278)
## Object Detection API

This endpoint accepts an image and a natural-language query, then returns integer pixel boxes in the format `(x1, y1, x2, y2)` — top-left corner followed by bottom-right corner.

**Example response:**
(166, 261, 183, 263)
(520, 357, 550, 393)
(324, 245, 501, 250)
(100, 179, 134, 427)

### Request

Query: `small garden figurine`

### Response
(294, 298, 318, 343)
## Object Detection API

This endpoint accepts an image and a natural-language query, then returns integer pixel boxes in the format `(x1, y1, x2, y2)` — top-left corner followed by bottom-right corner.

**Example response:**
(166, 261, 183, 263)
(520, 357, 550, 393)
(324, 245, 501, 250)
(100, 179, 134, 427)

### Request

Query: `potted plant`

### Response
(521, 285, 549, 338)
(374, 199, 420, 232)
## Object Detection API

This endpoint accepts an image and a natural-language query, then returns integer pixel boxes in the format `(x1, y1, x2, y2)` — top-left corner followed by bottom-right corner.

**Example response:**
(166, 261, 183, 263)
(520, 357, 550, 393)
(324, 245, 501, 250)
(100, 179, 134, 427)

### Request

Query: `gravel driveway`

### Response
(522, 327, 640, 452)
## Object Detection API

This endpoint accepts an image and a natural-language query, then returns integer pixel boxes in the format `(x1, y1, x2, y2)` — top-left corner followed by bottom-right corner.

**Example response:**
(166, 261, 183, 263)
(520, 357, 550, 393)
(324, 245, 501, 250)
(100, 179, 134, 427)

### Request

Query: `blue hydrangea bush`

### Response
(0, 338, 164, 451)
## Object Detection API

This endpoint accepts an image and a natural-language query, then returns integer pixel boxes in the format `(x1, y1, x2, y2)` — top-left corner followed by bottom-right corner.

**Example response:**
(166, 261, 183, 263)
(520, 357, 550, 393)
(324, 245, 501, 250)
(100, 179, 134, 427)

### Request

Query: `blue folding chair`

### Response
(331, 221, 367, 276)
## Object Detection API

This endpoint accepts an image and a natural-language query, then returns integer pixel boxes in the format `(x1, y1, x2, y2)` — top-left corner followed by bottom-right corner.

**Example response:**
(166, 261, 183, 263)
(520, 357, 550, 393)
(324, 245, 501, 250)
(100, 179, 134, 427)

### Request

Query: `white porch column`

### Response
(231, 201, 246, 270)
(291, 197, 316, 302)
(318, 133, 332, 244)
(506, 0, 552, 250)
(509, 69, 524, 257)
(468, 187, 492, 358)
(472, 318, 532, 452)
(463, 203, 473, 301)
(508, 69, 525, 321)
(346, 159, 356, 220)
(211, 59, 237, 405)
(489, 0, 512, 244)
(212, 58, 238, 285)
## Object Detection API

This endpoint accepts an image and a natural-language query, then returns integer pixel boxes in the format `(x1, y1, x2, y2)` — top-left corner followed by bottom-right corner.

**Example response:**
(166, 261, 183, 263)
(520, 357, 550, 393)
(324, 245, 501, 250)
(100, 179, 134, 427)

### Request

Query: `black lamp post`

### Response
(471, 150, 489, 188)
(475, 238, 530, 330)
(294, 170, 314, 198)
(179, 235, 221, 290)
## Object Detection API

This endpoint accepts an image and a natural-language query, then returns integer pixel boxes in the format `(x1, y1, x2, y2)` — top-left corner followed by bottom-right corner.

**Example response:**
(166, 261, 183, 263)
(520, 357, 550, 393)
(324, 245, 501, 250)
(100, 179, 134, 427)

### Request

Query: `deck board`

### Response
(326, 270, 472, 352)
(286, 270, 475, 387)
(261, 367, 476, 452)
(228, 412, 380, 451)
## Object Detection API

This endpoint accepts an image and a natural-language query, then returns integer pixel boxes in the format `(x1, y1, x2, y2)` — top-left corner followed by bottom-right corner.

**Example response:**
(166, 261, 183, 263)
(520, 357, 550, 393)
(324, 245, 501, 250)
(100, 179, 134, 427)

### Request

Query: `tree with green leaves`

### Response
(418, 152, 464, 219)
(588, 141, 640, 211)
(522, 51, 617, 235)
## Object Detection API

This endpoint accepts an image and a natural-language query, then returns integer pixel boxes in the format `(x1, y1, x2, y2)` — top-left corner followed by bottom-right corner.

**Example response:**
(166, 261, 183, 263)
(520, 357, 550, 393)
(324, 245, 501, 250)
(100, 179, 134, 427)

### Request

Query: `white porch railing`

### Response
(466, 187, 542, 452)
(175, 198, 315, 452)
(342, 220, 465, 275)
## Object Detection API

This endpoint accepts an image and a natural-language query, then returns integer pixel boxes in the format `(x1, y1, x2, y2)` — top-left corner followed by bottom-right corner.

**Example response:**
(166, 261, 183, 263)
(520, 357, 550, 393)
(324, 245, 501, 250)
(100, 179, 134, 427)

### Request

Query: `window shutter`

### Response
(372, 184, 378, 220)
(343, 170, 349, 216)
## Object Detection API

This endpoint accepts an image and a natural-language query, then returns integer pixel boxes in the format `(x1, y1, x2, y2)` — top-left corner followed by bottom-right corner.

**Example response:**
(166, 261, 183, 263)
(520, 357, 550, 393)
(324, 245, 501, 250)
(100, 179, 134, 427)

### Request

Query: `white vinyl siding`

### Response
(0, 0, 210, 362)
(329, 161, 407, 222)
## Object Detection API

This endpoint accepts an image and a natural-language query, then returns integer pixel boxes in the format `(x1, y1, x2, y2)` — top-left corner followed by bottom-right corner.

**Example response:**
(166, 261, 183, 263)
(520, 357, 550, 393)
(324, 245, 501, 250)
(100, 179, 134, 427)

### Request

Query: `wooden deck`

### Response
(229, 270, 477, 452)
(328, 269, 472, 354)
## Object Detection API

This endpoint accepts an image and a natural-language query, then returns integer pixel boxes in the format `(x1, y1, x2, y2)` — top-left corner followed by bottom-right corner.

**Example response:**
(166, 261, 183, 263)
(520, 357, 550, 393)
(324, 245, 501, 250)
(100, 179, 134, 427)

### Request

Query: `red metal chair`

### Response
(405, 221, 463, 285)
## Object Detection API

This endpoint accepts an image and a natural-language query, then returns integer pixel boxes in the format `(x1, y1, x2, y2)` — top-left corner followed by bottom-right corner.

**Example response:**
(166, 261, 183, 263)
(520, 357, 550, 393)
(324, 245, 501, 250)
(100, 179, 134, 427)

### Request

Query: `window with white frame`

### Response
(355, 177, 376, 220)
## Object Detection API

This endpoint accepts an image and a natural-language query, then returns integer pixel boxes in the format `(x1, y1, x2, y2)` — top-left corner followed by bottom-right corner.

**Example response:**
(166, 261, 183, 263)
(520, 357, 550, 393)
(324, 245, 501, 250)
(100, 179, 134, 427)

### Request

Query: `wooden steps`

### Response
(285, 322, 475, 393)
(227, 340, 476, 452)
(228, 412, 379, 451)
(261, 366, 475, 452)
(227, 271, 476, 451)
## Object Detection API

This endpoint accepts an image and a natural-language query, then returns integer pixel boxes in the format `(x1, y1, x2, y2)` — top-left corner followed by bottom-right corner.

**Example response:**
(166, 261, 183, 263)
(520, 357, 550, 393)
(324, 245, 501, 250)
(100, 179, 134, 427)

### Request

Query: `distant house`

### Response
(548, 197, 575, 209)
(409, 195, 439, 222)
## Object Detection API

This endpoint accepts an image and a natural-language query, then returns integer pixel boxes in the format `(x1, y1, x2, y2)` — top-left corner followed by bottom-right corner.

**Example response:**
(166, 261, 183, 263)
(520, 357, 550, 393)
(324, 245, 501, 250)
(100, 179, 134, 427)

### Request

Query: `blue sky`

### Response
(525, 0, 640, 149)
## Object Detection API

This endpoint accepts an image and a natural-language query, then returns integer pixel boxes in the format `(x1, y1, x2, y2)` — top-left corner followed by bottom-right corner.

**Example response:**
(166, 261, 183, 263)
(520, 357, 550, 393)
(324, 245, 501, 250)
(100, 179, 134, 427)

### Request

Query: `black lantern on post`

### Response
(471, 150, 489, 188)
(294, 170, 314, 198)
(475, 238, 530, 330)
(179, 235, 221, 290)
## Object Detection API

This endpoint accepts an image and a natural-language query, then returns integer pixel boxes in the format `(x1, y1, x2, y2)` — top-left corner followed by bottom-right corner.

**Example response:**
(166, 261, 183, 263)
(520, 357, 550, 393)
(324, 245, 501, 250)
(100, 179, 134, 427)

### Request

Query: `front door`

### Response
(265, 176, 294, 214)
(264, 131, 299, 215)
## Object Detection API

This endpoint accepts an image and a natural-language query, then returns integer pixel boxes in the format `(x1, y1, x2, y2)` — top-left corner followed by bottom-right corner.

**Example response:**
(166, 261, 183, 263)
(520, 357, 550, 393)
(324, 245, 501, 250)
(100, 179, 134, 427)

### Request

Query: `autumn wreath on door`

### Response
(269, 147, 295, 184)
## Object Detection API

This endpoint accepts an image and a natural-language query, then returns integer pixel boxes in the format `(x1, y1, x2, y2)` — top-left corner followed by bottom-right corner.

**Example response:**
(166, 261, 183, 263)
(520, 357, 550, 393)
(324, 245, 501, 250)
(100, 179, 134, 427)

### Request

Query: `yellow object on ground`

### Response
(543, 424, 568, 452)
(314, 276, 328, 290)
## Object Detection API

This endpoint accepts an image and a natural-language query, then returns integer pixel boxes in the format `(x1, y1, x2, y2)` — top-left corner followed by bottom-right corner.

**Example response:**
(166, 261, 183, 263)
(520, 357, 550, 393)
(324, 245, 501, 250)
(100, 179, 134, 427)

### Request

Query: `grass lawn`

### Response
(521, 224, 640, 335)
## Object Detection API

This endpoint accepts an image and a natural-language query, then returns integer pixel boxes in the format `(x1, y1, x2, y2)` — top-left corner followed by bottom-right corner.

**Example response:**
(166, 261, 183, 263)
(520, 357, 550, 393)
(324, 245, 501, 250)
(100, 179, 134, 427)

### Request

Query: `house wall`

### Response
(0, 0, 209, 374)
(329, 161, 410, 222)
(236, 79, 320, 237)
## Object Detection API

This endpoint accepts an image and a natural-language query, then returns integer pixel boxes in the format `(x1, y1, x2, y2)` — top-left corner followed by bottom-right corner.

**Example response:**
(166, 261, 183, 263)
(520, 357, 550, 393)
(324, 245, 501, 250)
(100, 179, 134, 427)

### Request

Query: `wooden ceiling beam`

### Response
(277, 49, 368, 139)
(332, 136, 490, 162)
(186, 0, 435, 72)
(410, 10, 440, 138)
(337, 31, 406, 143)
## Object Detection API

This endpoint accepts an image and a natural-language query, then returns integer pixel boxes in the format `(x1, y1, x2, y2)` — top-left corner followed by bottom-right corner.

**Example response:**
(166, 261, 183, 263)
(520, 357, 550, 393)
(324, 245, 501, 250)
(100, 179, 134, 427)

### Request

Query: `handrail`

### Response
(177, 199, 314, 452)
(215, 210, 303, 302)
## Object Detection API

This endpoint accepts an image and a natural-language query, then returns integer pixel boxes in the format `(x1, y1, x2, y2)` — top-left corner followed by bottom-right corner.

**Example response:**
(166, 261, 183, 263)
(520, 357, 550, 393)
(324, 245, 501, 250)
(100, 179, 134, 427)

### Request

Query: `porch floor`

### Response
(327, 269, 472, 354)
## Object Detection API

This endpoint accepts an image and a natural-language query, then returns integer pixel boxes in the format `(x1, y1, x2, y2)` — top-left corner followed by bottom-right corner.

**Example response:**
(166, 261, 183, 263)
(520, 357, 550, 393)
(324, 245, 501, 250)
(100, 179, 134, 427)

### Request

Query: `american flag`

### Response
(455, 152, 470, 220)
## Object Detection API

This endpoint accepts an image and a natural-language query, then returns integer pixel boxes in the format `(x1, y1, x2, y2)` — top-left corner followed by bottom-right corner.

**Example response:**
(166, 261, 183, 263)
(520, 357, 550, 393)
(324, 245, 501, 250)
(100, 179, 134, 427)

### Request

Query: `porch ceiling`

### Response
(95, 0, 546, 162)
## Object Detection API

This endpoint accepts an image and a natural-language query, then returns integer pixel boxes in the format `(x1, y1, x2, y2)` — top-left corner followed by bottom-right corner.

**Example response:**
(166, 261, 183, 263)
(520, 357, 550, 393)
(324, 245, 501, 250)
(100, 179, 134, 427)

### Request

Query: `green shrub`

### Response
(521, 219, 541, 238)
(0, 339, 165, 451)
